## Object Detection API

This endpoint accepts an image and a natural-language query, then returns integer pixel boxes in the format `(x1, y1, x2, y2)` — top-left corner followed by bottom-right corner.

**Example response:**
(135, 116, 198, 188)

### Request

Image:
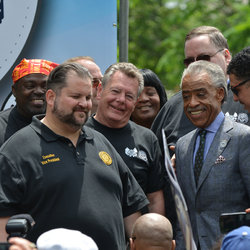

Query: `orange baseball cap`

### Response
(12, 58, 59, 84)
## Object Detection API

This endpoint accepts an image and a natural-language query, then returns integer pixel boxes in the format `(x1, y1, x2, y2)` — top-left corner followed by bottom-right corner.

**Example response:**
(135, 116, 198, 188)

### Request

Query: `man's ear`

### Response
(129, 238, 135, 250)
(96, 83, 103, 100)
(217, 87, 225, 103)
(171, 239, 176, 250)
(46, 89, 56, 107)
(224, 49, 231, 66)
(12, 85, 17, 98)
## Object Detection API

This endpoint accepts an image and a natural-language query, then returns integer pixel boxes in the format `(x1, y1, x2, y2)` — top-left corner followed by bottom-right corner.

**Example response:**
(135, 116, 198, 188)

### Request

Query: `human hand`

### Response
(245, 208, 250, 213)
(8, 237, 36, 250)
(169, 146, 176, 173)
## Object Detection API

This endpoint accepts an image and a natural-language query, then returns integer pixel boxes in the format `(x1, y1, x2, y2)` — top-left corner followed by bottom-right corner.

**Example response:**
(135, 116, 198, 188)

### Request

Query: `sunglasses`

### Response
(92, 78, 102, 88)
(183, 48, 224, 67)
(230, 78, 250, 96)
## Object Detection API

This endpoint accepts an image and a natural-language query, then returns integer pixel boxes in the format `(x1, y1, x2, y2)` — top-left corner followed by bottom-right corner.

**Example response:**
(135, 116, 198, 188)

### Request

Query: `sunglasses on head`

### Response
(183, 48, 224, 67)
(92, 78, 102, 88)
(230, 78, 250, 96)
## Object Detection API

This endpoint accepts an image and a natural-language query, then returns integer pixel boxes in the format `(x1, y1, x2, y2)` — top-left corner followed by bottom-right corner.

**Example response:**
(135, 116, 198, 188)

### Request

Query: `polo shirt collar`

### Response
(30, 115, 94, 142)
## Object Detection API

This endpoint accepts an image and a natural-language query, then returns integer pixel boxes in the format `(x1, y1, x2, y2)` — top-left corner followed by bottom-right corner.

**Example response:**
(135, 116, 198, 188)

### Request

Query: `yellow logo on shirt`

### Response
(41, 154, 60, 165)
(99, 151, 112, 166)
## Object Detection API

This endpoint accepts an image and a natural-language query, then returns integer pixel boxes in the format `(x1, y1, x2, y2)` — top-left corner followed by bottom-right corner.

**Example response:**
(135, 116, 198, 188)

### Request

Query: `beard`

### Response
(52, 100, 89, 129)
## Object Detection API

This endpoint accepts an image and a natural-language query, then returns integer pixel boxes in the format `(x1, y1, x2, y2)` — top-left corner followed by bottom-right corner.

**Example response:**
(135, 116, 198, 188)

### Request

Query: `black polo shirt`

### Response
(0, 116, 148, 250)
(86, 117, 165, 194)
(0, 106, 32, 147)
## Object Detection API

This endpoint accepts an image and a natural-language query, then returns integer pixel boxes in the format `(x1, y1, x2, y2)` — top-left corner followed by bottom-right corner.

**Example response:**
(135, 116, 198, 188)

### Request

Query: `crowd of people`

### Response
(0, 25, 250, 250)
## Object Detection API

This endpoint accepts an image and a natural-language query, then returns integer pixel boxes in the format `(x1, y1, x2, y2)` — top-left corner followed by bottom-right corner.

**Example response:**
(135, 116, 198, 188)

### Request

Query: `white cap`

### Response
(36, 228, 98, 250)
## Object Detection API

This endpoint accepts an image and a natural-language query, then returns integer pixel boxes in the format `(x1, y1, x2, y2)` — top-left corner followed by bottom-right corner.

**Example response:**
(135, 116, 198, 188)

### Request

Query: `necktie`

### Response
(194, 129, 207, 185)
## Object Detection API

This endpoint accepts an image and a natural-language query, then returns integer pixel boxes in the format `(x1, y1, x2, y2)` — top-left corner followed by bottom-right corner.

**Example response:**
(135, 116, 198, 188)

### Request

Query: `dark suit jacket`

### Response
(175, 116, 250, 250)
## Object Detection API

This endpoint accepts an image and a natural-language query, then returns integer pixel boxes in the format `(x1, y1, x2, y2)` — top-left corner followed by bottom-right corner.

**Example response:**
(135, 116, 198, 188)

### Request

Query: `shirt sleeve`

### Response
(145, 134, 166, 194)
(118, 156, 149, 217)
(0, 153, 25, 216)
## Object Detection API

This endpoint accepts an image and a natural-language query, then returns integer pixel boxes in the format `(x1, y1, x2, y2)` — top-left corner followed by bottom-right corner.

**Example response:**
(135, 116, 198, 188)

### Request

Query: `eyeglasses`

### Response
(183, 48, 224, 67)
(92, 78, 102, 88)
(230, 78, 250, 96)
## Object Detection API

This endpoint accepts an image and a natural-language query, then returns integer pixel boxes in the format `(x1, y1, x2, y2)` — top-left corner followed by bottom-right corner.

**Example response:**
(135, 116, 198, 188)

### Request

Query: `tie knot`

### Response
(199, 129, 207, 138)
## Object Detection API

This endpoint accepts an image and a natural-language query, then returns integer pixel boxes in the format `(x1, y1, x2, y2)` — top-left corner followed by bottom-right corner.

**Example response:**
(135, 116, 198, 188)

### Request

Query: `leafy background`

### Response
(118, 0, 250, 95)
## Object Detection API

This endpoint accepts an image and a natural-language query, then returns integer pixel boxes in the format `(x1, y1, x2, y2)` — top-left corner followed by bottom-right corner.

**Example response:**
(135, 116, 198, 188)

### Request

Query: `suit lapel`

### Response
(196, 117, 233, 191)
(189, 129, 200, 192)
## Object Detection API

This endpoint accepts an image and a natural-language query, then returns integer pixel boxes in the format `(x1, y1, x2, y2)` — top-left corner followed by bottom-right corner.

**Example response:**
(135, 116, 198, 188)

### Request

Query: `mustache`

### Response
(73, 106, 89, 112)
(186, 106, 205, 112)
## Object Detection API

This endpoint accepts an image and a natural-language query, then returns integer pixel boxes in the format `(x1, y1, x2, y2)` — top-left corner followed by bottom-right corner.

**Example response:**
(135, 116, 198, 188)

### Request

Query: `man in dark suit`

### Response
(175, 60, 250, 250)
(152, 26, 250, 155)
(151, 26, 250, 236)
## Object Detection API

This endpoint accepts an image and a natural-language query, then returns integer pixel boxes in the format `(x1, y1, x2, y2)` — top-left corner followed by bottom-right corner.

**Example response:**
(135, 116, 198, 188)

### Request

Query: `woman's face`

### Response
(131, 86, 161, 127)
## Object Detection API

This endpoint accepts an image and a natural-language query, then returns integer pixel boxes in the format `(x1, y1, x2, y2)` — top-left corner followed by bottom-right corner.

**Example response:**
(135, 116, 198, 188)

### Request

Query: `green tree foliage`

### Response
(127, 0, 250, 91)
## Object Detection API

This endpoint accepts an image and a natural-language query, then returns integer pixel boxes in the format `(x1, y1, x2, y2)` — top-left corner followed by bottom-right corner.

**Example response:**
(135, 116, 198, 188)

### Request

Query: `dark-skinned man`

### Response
(0, 58, 58, 146)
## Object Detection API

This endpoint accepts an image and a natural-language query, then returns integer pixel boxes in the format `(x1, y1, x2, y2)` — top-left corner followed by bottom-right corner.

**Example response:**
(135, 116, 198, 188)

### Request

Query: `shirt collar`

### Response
(31, 115, 94, 142)
(205, 111, 224, 133)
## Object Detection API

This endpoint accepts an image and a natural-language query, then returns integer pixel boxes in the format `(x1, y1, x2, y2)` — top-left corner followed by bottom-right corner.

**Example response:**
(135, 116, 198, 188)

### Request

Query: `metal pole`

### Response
(119, 0, 129, 62)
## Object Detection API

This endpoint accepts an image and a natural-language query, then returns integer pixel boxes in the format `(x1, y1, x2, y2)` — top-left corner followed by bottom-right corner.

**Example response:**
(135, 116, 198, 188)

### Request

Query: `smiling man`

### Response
(175, 60, 250, 250)
(0, 58, 58, 146)
(227, 46, 250, 112)
(0, 62, 148, 250)
(86, 62, 166, 216)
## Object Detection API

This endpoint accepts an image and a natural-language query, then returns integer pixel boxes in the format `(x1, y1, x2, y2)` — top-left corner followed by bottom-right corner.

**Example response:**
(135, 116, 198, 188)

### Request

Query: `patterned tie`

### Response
(194, 129, 207, 185)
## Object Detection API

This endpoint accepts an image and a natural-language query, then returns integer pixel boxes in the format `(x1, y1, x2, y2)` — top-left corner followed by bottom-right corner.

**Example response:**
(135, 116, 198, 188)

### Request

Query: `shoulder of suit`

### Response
(224, 116, 250, 134)
(176, 128, 197, 145)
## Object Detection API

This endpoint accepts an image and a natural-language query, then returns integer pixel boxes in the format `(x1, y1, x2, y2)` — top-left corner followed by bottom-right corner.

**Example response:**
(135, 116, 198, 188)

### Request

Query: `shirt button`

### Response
(68, 143, 72, 147)
(76, 152, 80, 156)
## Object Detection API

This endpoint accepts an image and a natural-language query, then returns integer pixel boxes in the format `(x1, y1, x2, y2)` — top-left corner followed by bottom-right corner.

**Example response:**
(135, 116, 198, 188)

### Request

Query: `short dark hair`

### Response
(47, 62, 92, 93)
(140, 69, 167, 108)
(227, 46, 250, 79)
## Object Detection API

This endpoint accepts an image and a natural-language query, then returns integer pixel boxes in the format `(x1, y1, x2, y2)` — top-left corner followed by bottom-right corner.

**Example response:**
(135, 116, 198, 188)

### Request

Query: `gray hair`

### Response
(102, 62, 144, 97)
(47, 62, 92, 93)
(180, 60, 228, 103)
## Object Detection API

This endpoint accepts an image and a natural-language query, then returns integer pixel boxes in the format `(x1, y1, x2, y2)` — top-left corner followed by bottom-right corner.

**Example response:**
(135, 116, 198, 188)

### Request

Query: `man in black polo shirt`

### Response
(0, 62, 148, 250)
(86, 62, 165, 215)
(0, 58, 58, 147)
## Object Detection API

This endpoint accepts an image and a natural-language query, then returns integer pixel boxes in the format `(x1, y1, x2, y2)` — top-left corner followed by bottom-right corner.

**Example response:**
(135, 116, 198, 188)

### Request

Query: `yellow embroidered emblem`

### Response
(41, 154, 60, 165)
(99, 151, 112, 165)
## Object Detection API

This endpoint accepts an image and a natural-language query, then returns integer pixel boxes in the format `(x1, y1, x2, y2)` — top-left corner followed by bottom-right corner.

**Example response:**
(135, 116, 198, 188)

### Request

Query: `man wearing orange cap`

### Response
(0, 58, 58, 146)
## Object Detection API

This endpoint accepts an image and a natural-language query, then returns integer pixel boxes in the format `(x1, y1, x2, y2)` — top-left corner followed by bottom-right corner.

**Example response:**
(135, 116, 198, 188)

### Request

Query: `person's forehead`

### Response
(182, 72, 212, 88)
(185, 35, 215, 56)
(19, 73, 48, 83)
(144, 86, 157, 91)
(107, 71, 139, 92)
(66, 72, 91, 84)
(110, 71, 137, 84)
(77, 60, 102, 77)
(229, 74, 243, 84)
(63, 77, 92, 93)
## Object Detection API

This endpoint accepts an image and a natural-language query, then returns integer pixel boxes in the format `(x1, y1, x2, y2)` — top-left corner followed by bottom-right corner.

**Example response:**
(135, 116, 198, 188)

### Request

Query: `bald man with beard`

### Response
(130, 213, 175, 250)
